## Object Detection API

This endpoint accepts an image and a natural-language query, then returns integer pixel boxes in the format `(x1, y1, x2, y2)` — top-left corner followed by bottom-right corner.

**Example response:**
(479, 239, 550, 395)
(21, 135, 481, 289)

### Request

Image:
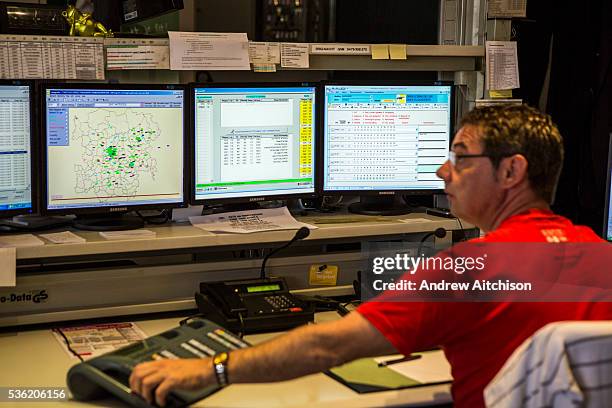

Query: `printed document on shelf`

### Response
(168, 31, 250, 70)
(105, 38, 170, 70)
(486, 41, 520, 90)
(189, 207, 317, 234)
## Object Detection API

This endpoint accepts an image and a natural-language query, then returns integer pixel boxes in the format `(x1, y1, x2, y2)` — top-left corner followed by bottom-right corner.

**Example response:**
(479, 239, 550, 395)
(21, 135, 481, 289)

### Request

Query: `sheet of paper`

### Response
(0, 34, 104, 80)
(168, 31, 250, 70)
(0, 234, 45, 248)
(0, 247, 16, 287)
(248, 41, 281, 64)
(475, 98, 523, 107)
(398, 218, 433, 224)
(280, 43, 309, 68)
(374, 351, 452, 384)
(371, 44, 390, 60)
(39, 231, 86, 244)
(486, 41, 520, 90)
(52, 322, 148, 360)
(488, 0, 527, 18)
(99, 229, 157, 240)
(389, 44, 407, 60)
(105, 38, 170, 70)
(189, 207, 317, 234)
(310, 43, 370, 55)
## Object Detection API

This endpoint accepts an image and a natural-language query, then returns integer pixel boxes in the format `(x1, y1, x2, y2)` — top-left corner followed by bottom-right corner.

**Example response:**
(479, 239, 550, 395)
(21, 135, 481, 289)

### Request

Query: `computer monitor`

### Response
(41, 84, 187, 231)
(604, 134, 612, 241)
(0, 80, 34, 219)
(190, 83, 317, 210)
(321, 81, 454, 215)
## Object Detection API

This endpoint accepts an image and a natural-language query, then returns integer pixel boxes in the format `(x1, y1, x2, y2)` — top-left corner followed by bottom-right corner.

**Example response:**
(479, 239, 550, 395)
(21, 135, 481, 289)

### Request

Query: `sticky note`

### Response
(371, 44, 389, 60)
(389, 44, 407, 60)
(309, 264, 338, 286)
(489, 89, 513, 98)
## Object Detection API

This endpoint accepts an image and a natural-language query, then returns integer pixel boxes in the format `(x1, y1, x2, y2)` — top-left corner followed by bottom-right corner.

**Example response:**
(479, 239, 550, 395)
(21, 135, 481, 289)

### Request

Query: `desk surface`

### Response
(14, 212, 467, 260)
(0, 312, 452, 408)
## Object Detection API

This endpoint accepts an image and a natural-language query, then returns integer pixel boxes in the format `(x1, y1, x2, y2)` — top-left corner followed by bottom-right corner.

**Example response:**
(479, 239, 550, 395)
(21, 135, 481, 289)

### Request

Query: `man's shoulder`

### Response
(477, 210, 604, 243)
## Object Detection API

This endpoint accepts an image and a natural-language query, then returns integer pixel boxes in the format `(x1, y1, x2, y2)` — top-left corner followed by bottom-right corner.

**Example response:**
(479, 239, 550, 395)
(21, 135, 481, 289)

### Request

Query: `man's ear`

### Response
(499, 154, 529, 188)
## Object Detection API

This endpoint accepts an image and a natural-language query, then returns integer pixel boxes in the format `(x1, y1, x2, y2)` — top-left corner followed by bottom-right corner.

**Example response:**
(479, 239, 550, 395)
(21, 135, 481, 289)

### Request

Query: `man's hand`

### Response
(129, 358, 214, 407)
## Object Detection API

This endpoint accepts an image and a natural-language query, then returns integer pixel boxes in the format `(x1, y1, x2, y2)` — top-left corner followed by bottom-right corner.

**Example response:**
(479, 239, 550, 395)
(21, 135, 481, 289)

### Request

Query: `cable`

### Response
(456, 217, 467, 241)
(53, 328, 84, 362)
(237, 312, 245, 339)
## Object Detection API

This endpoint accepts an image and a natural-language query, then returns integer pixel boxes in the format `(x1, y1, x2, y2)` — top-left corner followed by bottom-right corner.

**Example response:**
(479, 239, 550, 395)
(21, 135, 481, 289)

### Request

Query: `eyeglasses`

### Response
(448, 151, 518, 167)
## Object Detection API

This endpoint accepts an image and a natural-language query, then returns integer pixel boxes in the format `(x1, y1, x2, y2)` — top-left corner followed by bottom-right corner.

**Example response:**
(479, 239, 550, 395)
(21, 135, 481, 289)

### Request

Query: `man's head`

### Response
(436, 104, 564, 231)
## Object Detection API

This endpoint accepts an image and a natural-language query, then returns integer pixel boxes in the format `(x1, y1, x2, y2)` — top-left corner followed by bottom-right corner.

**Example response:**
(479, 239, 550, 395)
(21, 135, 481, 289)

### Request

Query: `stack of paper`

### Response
(99, 230, 156, 240)
(189, 207, 316, 234)
(39, 231, 86, 244)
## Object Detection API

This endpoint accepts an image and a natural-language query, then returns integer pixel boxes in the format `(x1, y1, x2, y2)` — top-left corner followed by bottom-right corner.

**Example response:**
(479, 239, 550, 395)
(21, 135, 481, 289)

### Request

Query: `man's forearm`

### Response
(228, 312, 396, 383)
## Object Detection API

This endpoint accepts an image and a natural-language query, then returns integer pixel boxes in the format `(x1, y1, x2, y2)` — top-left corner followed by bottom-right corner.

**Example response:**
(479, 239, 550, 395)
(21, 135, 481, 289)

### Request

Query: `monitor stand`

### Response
(207, 202, 262, 214)
(73, 214, 144, 231)
(348, 195, 413, 216)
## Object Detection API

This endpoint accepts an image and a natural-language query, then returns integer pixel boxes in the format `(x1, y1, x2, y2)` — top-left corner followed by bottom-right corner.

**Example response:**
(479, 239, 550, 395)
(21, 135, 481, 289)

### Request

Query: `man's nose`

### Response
(436, 160, 451, 181)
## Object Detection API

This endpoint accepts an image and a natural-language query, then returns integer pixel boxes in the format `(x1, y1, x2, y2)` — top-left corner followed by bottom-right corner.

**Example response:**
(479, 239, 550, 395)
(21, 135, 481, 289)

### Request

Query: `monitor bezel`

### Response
(40, 82, 189, 216)
(189, 82, 319, 206)
(0, 79, 36, 218)
(318, 80, 455, 197)
(603, 134, 612, 241)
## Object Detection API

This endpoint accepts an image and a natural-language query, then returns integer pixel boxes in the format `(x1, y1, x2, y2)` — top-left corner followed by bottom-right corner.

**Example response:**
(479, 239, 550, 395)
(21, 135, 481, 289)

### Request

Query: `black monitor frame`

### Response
(318, 80, 454, 212)
(603, 134, 612, 241)
(40, 82, 189, 217)
(189, 82, 319, 207)
(0, 79, 36, 218)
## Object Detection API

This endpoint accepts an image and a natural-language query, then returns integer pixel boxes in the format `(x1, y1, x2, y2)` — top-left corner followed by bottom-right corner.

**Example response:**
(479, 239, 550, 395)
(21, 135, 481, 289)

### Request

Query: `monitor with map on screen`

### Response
(321, 81, 454, 215)
(0, 80, 35, 221)
(190, 83, 317, 211)
(41, 84, 187, 231)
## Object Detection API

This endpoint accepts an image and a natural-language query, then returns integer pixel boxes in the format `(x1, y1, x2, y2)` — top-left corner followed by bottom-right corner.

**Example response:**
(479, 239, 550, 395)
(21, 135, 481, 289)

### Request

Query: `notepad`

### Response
(39, 231, 86, 244)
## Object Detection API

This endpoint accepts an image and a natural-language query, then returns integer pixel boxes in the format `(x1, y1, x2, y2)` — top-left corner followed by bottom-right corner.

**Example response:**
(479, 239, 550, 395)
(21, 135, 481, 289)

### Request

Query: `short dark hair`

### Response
(460, 104, 564, 203)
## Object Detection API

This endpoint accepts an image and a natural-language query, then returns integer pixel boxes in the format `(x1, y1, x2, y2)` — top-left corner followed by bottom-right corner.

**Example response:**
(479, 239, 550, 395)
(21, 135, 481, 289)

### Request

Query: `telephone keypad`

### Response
(264, 295, 296, 310)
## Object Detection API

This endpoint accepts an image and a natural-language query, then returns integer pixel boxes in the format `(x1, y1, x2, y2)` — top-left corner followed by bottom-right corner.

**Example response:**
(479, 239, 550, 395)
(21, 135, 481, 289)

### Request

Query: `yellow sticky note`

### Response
(371, 44, 389, 60)
(309, 264, 338, 286)
(489, 89, 513, 98)
(389, 44, 407, 60)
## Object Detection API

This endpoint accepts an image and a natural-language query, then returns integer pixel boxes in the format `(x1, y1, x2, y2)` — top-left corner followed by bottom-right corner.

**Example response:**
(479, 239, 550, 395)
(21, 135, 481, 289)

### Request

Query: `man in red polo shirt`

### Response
(130, 105, 612, 407)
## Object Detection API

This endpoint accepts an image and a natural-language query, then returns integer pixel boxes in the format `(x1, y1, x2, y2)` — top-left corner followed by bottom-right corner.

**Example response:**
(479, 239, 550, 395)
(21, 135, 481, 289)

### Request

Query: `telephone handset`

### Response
(195, 278, 314, 334)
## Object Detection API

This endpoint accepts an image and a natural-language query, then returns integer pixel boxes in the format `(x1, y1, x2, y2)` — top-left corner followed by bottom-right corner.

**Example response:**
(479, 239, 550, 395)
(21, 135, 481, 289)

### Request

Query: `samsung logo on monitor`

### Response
(249, 197, 265, 202)
(109, 207, 128, 212)
(377, 192, 396, 196)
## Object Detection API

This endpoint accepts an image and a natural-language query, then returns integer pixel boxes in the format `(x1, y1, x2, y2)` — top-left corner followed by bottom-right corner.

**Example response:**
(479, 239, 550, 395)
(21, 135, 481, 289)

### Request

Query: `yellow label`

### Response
(309, 264, 338, 286)
(389, 44, 407, 60)
(371, 44, 390, 60)
(489, 89, 513, 98)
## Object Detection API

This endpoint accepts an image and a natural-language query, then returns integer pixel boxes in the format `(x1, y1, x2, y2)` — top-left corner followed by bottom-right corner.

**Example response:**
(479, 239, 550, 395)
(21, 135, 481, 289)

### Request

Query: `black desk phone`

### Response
(195, 277, 314, 334)
(67, 318, 248, 408)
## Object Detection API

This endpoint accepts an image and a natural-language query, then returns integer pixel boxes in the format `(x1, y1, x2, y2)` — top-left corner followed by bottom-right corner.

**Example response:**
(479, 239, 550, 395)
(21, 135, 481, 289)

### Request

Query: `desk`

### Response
(1, 213, 473, 328)
(0, 312, 452, 407)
